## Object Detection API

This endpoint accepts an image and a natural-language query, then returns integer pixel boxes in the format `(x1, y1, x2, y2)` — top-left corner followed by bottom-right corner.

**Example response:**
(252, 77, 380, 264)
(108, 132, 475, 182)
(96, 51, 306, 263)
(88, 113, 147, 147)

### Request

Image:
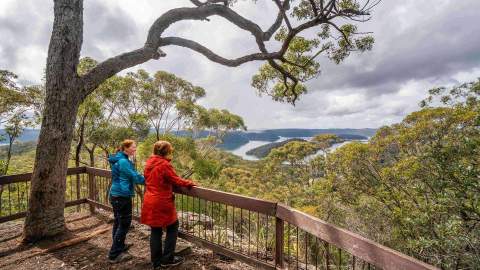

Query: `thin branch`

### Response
(309, 0, 319, 16)
(263, 0, 290, 41)
(273, 0, 292, 30)
(327, 21, 353, 47)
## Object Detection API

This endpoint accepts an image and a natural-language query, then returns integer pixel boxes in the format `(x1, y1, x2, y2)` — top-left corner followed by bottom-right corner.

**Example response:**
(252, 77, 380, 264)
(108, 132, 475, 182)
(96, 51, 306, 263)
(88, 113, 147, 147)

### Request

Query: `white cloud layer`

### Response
(1, 0, 479, 129)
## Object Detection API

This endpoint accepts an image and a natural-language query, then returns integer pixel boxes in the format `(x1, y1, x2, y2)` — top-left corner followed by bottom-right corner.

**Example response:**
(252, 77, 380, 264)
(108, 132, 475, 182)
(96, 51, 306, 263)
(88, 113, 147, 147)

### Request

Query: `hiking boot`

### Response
(123, 243, 133, 252)
(108, 252, 132, 264)
(160, 256, 184, 268)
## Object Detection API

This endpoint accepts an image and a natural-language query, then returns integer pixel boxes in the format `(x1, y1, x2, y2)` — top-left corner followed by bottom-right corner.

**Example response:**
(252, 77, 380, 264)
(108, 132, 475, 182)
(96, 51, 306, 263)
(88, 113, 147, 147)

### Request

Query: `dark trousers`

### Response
(150, 220, 179, 267)
(108, 196, 132, 259)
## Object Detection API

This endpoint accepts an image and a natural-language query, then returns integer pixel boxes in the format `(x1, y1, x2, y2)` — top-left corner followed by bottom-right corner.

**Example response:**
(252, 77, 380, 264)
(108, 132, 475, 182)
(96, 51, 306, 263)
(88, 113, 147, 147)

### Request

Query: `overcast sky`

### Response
(1, 0, 479, 129)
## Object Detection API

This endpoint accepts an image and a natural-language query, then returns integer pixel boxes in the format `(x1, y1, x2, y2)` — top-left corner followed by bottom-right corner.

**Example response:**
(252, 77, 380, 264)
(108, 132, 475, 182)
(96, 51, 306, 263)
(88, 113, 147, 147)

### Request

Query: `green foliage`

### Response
(0, 160, 6, 175)
(134, 69, 207, 138)
(137, 133, 198, 173)
(193, 158, 222, 179)
(0, 70, 37, 173)
(252, 1, 376, 104)
(194, 80, 480, 269)
(193, 107, 246, 133)
(0, 70, 41, 124)
(246, 138, 305, 158)
(311, 133, 342, 152)
(322, 80, 480, 268)
(0, 142, 36, 160)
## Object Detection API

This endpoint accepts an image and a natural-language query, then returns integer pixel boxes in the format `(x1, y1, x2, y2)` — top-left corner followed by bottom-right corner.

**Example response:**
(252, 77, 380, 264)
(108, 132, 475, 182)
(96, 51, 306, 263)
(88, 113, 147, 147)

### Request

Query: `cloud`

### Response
(0, 1, 52, 82)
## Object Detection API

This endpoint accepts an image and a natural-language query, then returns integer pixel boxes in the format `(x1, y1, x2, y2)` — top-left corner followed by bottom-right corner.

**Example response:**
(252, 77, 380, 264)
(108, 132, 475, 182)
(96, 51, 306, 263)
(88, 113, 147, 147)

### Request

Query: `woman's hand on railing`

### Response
(187, 181, 197, 190)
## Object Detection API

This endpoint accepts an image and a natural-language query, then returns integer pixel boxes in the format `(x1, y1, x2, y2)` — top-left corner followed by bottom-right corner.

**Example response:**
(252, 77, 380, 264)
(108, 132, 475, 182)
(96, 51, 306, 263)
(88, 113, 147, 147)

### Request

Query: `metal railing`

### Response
(0, 167, 438, 270)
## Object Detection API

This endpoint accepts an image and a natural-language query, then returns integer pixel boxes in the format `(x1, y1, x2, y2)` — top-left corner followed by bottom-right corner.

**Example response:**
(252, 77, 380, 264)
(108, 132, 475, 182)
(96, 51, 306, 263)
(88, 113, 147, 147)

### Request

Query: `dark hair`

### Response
(153, 140, 173, 157)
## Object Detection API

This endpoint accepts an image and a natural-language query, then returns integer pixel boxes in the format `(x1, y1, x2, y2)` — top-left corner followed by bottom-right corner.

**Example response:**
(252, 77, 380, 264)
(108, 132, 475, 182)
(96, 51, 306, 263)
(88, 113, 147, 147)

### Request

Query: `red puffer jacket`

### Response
(141, 155, 194, 227)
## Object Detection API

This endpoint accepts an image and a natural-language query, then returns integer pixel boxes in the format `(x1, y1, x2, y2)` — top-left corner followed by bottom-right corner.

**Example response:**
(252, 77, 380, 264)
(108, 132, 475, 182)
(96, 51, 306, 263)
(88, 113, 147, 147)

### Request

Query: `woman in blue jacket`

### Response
(107, 139, 145, 263)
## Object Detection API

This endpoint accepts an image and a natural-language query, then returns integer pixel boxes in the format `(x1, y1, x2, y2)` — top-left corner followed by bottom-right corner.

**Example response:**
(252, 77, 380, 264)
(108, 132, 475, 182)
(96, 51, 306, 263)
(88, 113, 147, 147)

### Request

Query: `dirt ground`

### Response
(0, 210, 255, 270)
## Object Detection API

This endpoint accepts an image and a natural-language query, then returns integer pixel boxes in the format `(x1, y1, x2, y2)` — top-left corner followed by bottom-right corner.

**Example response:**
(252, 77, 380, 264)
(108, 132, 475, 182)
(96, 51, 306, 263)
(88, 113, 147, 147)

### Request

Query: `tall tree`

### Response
(23, 0, 378, 241)
(3, 114, 32, 174)
(0, 70, 38, 218)
(323, 80, 480, 268)
(137, 70, 206, 139)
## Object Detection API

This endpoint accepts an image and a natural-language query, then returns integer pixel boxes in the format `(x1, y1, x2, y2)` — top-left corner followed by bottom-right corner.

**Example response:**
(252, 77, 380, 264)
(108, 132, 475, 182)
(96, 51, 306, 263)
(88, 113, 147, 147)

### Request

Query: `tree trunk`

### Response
(74, 112, 86, 210)
(75, 113, 86, 168)
(23, 0, 83, 242)
(86, 145, 96, 167)
(5, 135, 14, 173)
(0, 185, 3, 216)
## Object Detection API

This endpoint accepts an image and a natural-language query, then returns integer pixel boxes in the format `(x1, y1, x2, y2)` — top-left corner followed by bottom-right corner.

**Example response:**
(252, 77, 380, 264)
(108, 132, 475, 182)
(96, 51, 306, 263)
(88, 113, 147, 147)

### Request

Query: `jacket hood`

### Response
(109, 151, 128, 166)
(144, 155, 170, 174)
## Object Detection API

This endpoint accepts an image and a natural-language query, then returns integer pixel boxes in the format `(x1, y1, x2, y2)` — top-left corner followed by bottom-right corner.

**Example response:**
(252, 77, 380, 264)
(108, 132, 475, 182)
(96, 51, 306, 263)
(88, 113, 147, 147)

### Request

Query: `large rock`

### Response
(178, 211, 215, 230)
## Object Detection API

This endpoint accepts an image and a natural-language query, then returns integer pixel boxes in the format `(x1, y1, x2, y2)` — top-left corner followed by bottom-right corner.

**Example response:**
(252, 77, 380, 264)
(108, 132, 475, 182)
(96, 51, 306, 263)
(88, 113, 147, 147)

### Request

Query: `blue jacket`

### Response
(108, 151, 145, 197)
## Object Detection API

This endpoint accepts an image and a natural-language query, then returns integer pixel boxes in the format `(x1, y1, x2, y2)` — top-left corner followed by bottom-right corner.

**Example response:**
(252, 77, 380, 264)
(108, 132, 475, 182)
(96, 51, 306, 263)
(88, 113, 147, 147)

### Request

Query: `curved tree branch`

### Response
(82, 4, 283, 99)
(81, 1, 375, 105)
(160, 37, 280, 66)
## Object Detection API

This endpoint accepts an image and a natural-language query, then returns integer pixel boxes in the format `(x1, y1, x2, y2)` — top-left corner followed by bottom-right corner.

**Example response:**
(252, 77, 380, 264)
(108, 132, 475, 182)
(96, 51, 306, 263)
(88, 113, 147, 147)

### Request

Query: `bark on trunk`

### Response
(0, 185, 3, 216)
(86, 145, 96, 167)
(23, 0, 84, 242)
(5, 135, 14, 173)
(75, 112, 86, 168)
(74, 112, 86, 210)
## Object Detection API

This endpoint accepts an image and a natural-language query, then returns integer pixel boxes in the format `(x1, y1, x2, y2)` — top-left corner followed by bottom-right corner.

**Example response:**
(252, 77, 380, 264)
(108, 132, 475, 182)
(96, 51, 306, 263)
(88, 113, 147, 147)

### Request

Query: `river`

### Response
(226, 137, 368, 160)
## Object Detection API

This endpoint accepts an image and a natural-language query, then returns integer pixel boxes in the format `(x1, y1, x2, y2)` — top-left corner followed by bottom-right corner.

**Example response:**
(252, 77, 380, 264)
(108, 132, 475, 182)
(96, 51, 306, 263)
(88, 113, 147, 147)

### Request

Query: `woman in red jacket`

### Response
(141, 140, 196, 269)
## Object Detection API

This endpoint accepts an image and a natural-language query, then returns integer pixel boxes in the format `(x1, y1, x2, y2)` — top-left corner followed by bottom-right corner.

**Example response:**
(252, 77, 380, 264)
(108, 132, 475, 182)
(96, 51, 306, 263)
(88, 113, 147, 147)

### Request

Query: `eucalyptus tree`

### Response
(184, 107, 247, 179)
(73, 58, 130, 167)
(0, 71, 37, 217)
(3, 114, 32, 174)
(0, 70, 38, 125)
(324, 80, 480, 268)
(0, 70, 41, 170)
(133, 70, 206, 139)
(24, 0, 379, 241)
(261, 140, 319, 205)
(191, 106, 247, 155)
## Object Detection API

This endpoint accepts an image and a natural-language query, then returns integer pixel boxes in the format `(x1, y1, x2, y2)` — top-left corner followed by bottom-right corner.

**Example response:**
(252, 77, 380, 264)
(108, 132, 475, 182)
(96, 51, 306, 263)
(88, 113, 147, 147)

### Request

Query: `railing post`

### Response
(275, 216, 284, 269)
(88, 170, 95, 214)
(76, 173, 81, 212)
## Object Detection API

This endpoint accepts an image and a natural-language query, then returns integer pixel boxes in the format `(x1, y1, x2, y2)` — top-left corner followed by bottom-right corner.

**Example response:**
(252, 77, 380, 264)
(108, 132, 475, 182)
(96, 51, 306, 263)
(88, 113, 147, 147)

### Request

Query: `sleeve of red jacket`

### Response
(163, 163, 194, 187)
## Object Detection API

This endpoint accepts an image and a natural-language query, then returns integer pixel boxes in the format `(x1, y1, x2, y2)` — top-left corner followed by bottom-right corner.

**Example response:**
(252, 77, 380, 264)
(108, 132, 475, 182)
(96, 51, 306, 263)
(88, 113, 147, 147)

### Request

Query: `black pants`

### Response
(108, 196, 132, 259)
(150, 220, 179, 267)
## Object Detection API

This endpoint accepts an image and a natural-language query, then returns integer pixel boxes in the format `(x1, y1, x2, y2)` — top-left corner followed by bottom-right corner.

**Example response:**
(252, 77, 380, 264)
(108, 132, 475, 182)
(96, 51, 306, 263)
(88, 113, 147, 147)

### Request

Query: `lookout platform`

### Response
(0, 211, 253, 270)
(0, 167, 438, 270)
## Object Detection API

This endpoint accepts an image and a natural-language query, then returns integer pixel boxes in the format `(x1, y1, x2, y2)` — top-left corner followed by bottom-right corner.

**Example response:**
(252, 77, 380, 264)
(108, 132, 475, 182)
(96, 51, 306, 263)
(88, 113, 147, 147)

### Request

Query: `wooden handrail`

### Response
(82, 167, 277, 215)
(276, 204, 437, 270)
(174, 186, 277, 216)
(0, 167, 87, 185)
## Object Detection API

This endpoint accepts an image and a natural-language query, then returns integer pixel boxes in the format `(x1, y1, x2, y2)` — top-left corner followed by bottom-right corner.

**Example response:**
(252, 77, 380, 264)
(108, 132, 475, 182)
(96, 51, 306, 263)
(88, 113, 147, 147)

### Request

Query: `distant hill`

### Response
(245, 138, 306, 158)
(258, 128, 376, 138)
(217, 129, 372, 150)
(244, 133, 368, 158)
(0, 129, 40, 144)
(0, 141, 37, 159)
(0, 128, 374, 150)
